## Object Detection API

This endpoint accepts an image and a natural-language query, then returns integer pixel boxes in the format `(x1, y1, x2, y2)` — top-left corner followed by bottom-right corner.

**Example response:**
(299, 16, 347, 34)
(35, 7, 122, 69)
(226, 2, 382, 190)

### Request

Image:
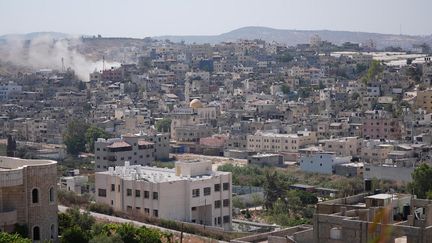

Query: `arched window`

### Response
(32, 188, 39, 204)
(49, 187, 54, 203)
(50, 224, 55, 239)
(33, 226, 40, 241)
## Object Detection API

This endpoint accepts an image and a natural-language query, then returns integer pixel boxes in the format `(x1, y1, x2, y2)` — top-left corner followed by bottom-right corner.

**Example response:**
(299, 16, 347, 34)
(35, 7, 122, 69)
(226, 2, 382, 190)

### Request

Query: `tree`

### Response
(362, 60, 383, 84)
(296, 190, 318, 205)
(409, 164, 432, 199)
(61, 225, 89, 243)
(0, 232, 31, 243)
(155, 118, 172, 133)
(64, 120, 90, 155)
(263, 171, 285, 209)
(89, 234, 123, 243)
(85, 126, 110, 153)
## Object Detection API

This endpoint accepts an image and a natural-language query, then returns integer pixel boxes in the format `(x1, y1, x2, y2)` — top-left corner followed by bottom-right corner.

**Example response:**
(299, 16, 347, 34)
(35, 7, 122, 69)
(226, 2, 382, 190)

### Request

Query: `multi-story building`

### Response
(247, 130, 317, 153)
(360, 140, 394, 163)
(95, 160, 232, 230)
(414, 89, 432, 113)
(95, 135, 155, 171)
(0, 81, 22, 101)
(298, 149, 351, 174)
(319, 137, 360, 157)
(362, 110, 401, 140)
(0, 156, 58, 242)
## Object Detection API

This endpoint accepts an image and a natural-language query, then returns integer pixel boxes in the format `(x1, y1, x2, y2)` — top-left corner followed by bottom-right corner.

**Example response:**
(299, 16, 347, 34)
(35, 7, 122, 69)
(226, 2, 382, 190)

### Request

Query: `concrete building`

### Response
(0, 156, 58, 242)
(299, 148, 351, 174)
(60, 175, 90, 195)
(314, 193, 432, 243)
(248, 153, 284, 166)
(170, 100, 218, 141)
(0, 81, 22, 101)
(95, 135, 155, 171)
(360, 140, 394, 163)
(364, 162, 415, 183)
(95, 160, 232, 230)
(362, 110, 401, 140)
(415, 89, 432, 113)
(334, 162, 364, 177)
(247, 130, 317, 153)
(319, 137, 360, 157)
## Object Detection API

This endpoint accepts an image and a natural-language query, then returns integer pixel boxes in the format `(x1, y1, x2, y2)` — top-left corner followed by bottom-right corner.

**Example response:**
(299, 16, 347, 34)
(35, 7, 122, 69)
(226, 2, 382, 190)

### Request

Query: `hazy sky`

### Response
(1, 0, 431, 37)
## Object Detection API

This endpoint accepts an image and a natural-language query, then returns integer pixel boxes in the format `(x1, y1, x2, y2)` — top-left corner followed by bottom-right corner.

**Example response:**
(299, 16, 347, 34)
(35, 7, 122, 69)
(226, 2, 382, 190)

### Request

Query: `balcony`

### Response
(0, 209, 17, 225)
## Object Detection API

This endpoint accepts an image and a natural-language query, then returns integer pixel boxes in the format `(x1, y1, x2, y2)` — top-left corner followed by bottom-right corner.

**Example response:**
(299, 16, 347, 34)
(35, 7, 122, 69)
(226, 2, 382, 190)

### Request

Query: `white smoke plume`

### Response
(0, 34, 119, 81)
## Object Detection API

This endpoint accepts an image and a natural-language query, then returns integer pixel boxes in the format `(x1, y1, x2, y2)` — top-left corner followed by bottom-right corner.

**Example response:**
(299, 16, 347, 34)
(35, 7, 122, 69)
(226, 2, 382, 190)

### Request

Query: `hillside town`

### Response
(2, 6, 432, 242)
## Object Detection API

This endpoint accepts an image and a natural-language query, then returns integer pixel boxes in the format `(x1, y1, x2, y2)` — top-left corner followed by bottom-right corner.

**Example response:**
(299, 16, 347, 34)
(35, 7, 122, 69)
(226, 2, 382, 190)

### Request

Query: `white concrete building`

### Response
(95, 160, 232, 230)
(60, 176, 89, 195)
(0, 81, 22, 101)
(298, 149, 351, 174)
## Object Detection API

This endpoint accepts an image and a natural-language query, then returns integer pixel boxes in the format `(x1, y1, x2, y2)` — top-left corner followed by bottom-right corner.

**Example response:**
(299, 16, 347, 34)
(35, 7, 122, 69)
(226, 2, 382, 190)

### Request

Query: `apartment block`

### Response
(319, 137, 360, 157)
(0, 156, 58, 242)
(95, 160, 232, 230)
(298, 149, 351, 174)
(95, 135, 155, 171)
(247, 130, 317, 153)
(415, 89, 432, 113)
(362, 110, 401, 140)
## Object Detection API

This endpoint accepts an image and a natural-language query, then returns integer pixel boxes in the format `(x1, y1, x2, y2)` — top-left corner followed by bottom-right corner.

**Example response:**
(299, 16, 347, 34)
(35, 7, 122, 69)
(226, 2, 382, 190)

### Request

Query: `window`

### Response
(98, 189, 107, 197)
(192, 189, 200, 197)
(223, 199, 230, 207)
(144, 208, 150, 214)
(135, 190, 140, 197)
(191, 207, 197, 211)
(32, 188, 39, 204)
(223, 183, 230, 191)
(214, 184, 221, 192)
(49, 187, 54, 203)
(118, 185, 120, 192)
(111, 184, 115, 191)
(153, 209, 159, 217)
(153, 192, 158, 200)
(144, 191, 149, 199)
(33, 226, 40, 241)
(50, 224, 55, 239)
(204, 187, 211, 196)
(126, 189, 132, 196)
(223, 215, 230, 223)
(215, 200, 221, 209)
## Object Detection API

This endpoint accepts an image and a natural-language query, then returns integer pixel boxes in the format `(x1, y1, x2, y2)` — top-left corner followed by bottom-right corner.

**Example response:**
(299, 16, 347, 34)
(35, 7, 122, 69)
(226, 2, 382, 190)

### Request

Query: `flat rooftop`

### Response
(98, 162, 229, 183)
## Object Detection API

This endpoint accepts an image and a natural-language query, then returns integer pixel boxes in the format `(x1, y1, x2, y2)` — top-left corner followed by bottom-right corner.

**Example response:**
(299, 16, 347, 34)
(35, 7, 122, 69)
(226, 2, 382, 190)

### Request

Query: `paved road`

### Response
(58, 205, 226, 242)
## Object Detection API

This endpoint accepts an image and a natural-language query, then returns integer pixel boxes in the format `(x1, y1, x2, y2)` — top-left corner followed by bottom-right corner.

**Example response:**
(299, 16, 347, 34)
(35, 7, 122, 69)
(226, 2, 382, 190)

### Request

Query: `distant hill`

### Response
(155, 26, 432, 49)
(0, 32, 72, 40)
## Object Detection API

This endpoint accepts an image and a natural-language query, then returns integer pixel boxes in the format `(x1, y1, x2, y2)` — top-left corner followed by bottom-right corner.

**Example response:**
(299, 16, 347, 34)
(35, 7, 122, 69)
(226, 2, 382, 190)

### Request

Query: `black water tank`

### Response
(364, 179, 372, 192)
